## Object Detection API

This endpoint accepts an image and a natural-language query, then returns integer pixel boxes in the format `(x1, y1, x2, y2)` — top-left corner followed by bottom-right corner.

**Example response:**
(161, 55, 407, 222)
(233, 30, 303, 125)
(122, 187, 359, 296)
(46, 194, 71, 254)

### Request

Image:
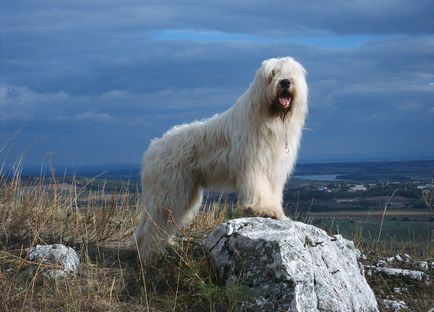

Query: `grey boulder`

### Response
(205, 217, 378, 311)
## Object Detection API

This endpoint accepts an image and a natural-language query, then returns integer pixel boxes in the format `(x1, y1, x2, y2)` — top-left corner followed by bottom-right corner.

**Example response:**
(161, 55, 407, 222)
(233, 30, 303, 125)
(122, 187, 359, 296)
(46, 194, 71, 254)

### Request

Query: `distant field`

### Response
(294, 159, 434, 181)
(311, 210, 433, 218)
(310, 210, 433, 248)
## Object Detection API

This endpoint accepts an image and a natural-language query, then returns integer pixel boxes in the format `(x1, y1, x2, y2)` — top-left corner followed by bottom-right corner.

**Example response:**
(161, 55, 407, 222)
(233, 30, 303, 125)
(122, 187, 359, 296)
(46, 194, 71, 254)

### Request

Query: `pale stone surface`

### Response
(414, 261, 428, 271)
(205, 217, 378, 312)
(386, 256, 395, 263)
(393, 287, 407, 294)
(27, 244, 80, 279)
(386, 254, 411, 264)
(402, 253, 412, 263)
(382, 299, 407, 311)
(365, 265, 426, 281)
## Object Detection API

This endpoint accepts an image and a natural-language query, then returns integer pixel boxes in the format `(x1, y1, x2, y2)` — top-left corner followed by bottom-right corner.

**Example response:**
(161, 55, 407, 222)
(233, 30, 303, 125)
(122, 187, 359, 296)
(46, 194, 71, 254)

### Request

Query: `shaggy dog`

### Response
(135, 57, 308, 261)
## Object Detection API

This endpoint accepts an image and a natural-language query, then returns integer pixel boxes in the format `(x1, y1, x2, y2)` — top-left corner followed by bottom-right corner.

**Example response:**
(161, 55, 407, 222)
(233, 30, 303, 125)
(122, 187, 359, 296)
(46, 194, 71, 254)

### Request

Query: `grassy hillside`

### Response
(1, 170, 433, 311)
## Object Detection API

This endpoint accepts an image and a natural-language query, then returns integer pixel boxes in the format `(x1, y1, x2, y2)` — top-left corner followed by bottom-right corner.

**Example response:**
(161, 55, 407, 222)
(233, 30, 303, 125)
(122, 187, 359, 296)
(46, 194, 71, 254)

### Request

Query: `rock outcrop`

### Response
(205, 217, 378, 311)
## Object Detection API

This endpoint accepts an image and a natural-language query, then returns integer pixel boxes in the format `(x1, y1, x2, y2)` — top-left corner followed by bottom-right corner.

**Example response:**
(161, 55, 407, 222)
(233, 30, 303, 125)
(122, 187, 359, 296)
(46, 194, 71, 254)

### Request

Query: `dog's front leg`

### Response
(238, 179, 287, 220)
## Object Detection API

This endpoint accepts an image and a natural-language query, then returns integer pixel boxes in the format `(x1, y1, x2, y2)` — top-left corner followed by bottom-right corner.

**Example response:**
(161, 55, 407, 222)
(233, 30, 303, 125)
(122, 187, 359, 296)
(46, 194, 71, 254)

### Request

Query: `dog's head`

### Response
(256, 57, 308, 121)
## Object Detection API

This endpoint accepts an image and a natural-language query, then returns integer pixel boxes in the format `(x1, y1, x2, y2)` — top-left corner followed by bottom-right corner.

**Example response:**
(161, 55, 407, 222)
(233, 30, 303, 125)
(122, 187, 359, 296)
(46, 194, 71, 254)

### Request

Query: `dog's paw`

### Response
(279, 215, 291, 221)
(243, 207, 289, 220)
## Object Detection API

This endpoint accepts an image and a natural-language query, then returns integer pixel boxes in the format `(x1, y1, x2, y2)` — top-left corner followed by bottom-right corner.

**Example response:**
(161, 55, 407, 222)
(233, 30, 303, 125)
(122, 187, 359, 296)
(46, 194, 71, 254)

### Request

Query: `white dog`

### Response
(135, 57, 308, 261)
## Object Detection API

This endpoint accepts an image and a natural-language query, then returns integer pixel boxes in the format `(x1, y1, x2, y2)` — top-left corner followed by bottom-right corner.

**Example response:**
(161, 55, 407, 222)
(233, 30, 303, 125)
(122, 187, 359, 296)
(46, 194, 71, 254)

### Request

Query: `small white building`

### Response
(417, 184, 433, 190)
(348, 184, 367, 192)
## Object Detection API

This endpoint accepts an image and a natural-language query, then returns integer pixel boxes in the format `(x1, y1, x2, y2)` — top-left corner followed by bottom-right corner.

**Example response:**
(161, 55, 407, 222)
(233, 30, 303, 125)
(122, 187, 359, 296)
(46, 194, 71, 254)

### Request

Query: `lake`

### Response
(293, 174, 340, 181)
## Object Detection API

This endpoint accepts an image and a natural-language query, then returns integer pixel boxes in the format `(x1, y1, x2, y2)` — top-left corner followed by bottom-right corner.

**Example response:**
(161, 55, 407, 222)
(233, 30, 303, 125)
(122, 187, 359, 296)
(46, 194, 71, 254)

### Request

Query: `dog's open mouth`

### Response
(271, 83, 295, 120)
(278, 90, 292, 109)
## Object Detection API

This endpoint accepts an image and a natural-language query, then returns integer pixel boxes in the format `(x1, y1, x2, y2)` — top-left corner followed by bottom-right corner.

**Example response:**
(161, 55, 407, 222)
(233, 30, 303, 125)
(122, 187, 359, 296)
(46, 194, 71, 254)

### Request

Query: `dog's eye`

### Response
(268, 69, 278, 83)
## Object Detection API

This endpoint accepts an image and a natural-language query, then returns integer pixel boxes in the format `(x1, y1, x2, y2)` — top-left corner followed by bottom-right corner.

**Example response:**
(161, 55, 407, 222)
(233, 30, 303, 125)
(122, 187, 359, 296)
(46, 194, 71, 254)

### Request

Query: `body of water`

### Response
(293, 174, 340, 181)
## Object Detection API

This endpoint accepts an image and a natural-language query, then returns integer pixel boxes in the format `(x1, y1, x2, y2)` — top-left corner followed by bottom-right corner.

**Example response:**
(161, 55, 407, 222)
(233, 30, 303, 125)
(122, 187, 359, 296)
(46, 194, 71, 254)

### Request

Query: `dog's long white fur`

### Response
(135, 57, 308, 261)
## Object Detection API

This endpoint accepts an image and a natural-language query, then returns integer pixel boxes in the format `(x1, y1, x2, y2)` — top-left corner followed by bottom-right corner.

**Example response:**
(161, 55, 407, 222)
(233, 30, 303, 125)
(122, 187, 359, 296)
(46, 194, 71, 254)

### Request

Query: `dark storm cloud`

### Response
(1, 1, 433, 166)
(3, 0, 433, 35)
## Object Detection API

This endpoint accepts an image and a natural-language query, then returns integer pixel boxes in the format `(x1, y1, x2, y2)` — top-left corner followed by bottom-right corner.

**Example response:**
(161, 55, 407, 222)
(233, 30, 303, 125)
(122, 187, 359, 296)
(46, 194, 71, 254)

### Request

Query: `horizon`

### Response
(1, 1, 433, 167)
(12, 159, 434, 177)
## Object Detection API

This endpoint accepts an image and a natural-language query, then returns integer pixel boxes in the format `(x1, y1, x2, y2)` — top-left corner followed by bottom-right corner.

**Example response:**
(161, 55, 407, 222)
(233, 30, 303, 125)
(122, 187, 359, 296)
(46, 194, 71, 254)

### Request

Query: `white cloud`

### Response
(395, 101, 424, 111)
(0, 84, 238, 125)
(2, 1, 432, 38)
(74, 112, 113, 122)
(0, 85, 69, 121)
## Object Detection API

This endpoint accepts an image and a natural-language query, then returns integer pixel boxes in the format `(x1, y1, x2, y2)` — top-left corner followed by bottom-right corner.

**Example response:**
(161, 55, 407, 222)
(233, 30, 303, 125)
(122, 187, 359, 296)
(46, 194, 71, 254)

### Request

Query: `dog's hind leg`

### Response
(136, 181, 203, 262)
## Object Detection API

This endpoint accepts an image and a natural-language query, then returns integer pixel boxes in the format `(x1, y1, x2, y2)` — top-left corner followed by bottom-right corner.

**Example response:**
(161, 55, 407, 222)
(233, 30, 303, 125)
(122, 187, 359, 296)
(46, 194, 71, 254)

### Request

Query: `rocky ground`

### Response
(1, 173, 432, 311)
(361, 252, 434, 311)
(10, 220, 433, 312)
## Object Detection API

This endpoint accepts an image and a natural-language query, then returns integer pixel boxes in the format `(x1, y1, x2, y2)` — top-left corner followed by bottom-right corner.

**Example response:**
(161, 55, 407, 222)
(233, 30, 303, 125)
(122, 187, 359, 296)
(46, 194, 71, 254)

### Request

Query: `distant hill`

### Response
(19, 163, 141, 181)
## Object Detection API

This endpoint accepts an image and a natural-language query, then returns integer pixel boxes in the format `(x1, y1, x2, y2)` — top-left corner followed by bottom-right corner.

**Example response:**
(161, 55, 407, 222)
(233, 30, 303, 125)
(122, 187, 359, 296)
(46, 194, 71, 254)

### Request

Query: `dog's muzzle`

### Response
(276, 79, 292, 109)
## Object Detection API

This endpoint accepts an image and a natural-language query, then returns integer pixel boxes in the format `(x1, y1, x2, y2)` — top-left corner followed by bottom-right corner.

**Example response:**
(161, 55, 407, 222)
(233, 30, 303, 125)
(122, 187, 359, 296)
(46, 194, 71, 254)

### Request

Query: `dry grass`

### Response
(1, 165, 432, 311)
(0, 167, 255, 311)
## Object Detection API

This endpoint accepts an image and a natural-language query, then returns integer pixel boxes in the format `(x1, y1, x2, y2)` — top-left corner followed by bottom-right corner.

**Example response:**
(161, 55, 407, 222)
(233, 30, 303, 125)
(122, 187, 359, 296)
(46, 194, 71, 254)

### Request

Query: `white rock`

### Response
(366, 265, 426, 281)
(27, 244, 79, 279)
(395, 254, 403, 262)
(393, 287, 406, 294)
(414, 261, 428, 271)
(382, 299, 407, 311)
(402, 253, 411, 263)
(431, 262, 434, 269)
(205, 217, 378, 312)
(386, 256, 395, 263)
(376, 260, 387, 267)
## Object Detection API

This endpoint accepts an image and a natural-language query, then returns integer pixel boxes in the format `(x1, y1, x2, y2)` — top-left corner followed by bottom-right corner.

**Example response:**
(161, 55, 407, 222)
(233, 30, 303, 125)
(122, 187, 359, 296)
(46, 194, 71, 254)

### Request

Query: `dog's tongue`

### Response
(278, 96, 291, 108)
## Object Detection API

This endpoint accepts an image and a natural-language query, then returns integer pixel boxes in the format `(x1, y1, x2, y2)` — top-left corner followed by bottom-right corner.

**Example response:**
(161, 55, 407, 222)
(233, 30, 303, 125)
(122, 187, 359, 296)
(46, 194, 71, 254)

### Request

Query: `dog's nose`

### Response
(279, 79, 291, 89)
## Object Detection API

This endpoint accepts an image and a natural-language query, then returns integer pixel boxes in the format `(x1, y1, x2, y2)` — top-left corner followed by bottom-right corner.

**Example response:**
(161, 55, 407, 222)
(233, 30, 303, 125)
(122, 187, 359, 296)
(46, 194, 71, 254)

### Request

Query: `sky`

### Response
(1, 0, 433, 168)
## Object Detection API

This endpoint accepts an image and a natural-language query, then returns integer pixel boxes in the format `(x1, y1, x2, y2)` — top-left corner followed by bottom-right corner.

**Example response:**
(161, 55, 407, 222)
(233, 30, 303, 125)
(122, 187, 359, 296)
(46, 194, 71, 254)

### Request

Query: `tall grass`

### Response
(0, 167, 134, 248)
(1, 161, 432, 311)
(377, 186, 400, 242)
(0, 166, 254, 311)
